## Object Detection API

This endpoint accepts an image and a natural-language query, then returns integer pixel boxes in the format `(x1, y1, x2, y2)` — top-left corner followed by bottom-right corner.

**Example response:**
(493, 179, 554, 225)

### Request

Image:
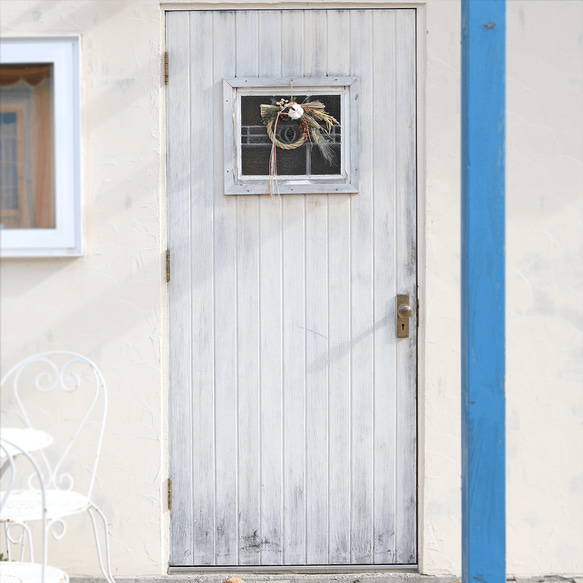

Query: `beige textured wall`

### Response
(0, 0, 166, 577)
(418, 0, 461, 573)
(420, 0, 583, 575)
(1, 0, 582, 577)
(506, 1, 583, 574)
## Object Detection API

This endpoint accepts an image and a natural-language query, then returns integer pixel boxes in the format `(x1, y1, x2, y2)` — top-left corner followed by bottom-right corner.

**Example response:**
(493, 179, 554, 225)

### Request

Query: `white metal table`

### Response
(0, 428, 53, 457)
(0, 430, 68, 583)
(0, 429, 53, 478)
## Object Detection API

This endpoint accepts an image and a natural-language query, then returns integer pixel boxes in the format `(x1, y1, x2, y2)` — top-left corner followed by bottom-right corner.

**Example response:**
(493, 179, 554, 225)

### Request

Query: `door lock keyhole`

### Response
(396, 294, 413, 338)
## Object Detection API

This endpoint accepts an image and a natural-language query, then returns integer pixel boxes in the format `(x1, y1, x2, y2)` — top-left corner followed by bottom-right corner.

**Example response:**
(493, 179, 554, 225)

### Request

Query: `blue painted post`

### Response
(461, 0, 506, 581)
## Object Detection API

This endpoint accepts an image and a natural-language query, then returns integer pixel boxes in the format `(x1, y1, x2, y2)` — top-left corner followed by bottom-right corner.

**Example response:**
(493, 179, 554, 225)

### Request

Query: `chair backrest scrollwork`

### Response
(1, 351, 108, 500)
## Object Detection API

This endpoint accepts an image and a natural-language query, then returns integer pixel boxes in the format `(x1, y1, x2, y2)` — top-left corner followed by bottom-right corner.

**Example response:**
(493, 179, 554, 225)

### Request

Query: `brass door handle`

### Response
(396, 294, 413, 338)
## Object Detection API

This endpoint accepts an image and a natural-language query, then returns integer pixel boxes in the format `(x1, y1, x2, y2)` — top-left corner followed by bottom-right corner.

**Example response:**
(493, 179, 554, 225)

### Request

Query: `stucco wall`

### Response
(0, 0, 166, 577)
(420, 0, 583, 575)
(505, 1, 583, 574)
(418, 0, 461, 573)
(0, 0, 582, 578)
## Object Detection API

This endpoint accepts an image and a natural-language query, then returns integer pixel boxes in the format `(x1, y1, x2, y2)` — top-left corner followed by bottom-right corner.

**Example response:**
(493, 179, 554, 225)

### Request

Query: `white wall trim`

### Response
(413, 3, 428, 573)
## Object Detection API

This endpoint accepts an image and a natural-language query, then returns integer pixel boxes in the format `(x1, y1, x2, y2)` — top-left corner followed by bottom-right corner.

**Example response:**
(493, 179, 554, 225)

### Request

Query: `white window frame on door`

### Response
(223, 76, 359, 195)
(0, 36, 82, 257)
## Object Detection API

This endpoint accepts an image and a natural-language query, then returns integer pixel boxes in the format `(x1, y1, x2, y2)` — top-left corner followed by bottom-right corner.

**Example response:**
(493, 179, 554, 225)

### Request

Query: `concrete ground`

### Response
(71, 574, 583, 583)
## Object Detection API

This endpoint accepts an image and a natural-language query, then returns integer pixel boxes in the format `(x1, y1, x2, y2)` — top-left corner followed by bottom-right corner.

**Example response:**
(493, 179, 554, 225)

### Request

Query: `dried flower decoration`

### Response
(260, 97, 340, 196)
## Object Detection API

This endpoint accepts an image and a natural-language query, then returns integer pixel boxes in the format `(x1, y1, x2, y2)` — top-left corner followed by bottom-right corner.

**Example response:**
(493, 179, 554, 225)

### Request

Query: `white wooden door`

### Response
(166, 9, 417, 567)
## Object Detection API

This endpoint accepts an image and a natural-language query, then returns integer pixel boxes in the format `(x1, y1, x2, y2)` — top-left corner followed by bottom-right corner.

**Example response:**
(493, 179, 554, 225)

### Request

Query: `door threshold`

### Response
(168, 565, 419, 574)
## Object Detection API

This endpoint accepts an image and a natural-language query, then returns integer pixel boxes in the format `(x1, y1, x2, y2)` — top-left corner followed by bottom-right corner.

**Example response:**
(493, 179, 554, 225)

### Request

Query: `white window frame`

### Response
(0, 36, 82, 257)
(223, 77, 359, 195)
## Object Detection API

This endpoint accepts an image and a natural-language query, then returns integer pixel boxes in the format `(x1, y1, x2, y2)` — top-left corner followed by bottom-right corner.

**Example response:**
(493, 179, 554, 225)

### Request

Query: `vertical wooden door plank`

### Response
(304, 10, 327, 78)
(461, 0, 506, 580)
(280, 9, 307, 566)
(257, 9, 285, 566)
(212, 10, 239, 566)
(189, 10, 216, 566)
(326, 9, 352, 565)
(395, 9, 418, 564)
(282, 10, 304, 80)
(234, 10, 264, 567)
(349, 9, 375, 565)
(281, 193, 306, 565)
(303, 9, 330, 565)
(372, 9, 398, 565)
(304, 192, 329, 565)
(166, 11, 194, 566)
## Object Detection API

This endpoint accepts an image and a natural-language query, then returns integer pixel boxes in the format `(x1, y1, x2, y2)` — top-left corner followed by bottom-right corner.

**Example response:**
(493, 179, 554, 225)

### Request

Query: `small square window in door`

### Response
(240, 94, 342, 177)
(223, 77, 359, 195)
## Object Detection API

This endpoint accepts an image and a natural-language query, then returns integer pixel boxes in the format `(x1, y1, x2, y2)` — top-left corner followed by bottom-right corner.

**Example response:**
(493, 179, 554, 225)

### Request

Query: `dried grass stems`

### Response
(260, 99, 340, 164)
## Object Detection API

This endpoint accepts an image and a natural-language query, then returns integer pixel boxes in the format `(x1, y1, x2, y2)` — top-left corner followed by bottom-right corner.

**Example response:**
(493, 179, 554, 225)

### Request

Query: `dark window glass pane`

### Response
(240, 93, 342, 177)
(241, 146, 271, 175)
(309, 94, 341, 122)
(311, 143, 341, 175)
(274, 140, 307, 175)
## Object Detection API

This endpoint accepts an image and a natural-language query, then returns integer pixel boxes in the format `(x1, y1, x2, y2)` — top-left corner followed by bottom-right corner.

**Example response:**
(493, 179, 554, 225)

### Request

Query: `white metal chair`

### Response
(0, 438, 68, 583)
(0, 352, 115, 583)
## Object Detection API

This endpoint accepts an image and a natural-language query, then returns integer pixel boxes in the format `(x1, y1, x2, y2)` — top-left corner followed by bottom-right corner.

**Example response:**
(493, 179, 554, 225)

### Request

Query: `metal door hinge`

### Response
(417, 298, 420, 328)
(168, 478, 173, 510)
(164, 52, 169, 85)
(166, 249, 171, 283)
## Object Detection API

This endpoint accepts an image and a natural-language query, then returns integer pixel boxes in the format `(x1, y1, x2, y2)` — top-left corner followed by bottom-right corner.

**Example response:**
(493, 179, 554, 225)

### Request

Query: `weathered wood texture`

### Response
(461, 0, 506, 581)
(167, 9, 417, 567)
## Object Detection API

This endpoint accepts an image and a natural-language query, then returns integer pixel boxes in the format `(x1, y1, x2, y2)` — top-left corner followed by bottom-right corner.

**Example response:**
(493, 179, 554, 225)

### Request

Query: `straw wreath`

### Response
(260, 98, 340, 163)
(260, 97, 340, 196)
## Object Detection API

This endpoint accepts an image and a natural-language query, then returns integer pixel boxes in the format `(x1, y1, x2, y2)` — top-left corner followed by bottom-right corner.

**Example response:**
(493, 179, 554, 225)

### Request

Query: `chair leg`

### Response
(87, 505, 116, 583)
(5, 521, 35, 562)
